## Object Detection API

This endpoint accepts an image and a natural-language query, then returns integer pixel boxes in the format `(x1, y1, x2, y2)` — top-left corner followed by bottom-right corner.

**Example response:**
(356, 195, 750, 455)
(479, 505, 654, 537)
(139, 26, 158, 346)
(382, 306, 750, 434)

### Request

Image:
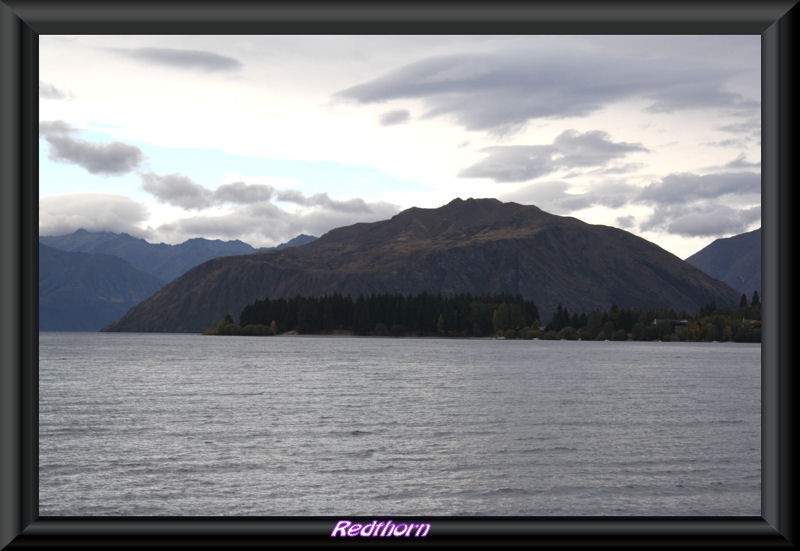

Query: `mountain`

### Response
(104, 198, 740, 334)
(274, 234, 318, 250)
(40, 229, 317, 283)
(685, 228, 761, 297)
(39, 243, 165, 331)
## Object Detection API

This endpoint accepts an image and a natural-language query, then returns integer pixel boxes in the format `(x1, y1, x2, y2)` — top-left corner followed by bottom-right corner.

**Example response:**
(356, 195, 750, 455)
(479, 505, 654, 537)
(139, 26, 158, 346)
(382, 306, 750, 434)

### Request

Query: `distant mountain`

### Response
(685, 228, 761, 297)
(104, 198, 740, 333)
(274, 234, 318, 250)
(39, 243, 165, 331)
(40, 229, 317, 282)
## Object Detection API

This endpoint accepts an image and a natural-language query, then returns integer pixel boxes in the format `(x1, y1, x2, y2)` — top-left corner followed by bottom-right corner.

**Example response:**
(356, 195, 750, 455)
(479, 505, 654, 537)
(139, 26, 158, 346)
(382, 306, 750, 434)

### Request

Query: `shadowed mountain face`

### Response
(104, 198, 741, 333)
(40, 229, 317, 283)
(685, 228, 761, 297)
(39, 243, 165, 331)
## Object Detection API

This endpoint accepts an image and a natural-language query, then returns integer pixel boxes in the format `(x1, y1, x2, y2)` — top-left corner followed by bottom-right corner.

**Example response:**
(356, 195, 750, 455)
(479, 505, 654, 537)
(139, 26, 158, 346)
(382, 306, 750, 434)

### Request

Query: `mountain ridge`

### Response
(104, 198, 740, 333)
(40, 230, 318, 283)
(685, 227, 761, 297)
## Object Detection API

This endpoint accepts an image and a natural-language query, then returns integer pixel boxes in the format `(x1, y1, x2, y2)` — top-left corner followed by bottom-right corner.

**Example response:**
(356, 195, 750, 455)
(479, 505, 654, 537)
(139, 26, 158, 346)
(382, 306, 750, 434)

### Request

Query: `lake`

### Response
(39, 333, 760, 516)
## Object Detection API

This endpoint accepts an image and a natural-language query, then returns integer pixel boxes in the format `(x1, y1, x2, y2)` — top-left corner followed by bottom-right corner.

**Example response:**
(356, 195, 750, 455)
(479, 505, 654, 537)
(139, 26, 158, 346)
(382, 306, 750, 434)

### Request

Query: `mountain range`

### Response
(40, 229, 317, 283)
(39, 243, 165, 331)
(685, 227, 761, 297)
(104, 198, 742, 333)
(39, 231, 317, 331)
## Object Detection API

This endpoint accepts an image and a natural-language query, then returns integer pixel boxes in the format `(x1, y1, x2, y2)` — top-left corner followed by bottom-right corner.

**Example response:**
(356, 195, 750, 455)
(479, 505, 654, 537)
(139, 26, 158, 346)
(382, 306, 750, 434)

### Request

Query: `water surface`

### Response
(39, 333, 760, 516)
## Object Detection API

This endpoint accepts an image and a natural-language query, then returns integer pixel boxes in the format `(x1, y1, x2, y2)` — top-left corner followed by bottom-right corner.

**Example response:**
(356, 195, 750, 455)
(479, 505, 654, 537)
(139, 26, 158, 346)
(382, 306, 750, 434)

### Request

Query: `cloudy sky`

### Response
(39, 35, 760, 259)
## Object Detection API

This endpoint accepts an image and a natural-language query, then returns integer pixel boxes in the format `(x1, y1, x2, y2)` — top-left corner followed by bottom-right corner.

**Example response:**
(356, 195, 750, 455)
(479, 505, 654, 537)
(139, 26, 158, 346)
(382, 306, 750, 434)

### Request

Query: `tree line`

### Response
(206, 292, 540, 338)
(539, 291, 761, 343)
(205, 291, 761, 343)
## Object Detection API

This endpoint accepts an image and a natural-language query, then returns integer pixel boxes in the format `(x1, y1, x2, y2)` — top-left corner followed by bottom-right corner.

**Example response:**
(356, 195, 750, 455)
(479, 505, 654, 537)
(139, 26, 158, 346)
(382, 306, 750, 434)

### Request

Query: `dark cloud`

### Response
(636, 171, 761, 237)
(39, 81, 71, 100)
(380, 109, 411, 126)
(141, 172, 214, 210)
(502, 179, 639, 214)
(39, 120, 143, 175)
(460, 129, 647, 183)
(459, 145, 554, 183)
(214, 181, 275, 204)
(644, 79, 743, 114)
(39, 120, 72, 134)
(501, 168, 760, 238)
(592, 163, 647, 176)
(140, 171, 390, 218)
(723, 154, 760, 170)
(637, 172, 760, 205)
(705, 138, 744, 148)
(642, 203, 761, 237)
(590, 181, 642, 209)
(615, 215, 636, 229)
(39, 193, 149, 236)
(502, 181, 588, 214)
(336, 45, 754, 133)
(716, 117, 761, 144)
(554, 130, 648, 167)
(275, 190, 374, 214)
(116, 47, 242, 72)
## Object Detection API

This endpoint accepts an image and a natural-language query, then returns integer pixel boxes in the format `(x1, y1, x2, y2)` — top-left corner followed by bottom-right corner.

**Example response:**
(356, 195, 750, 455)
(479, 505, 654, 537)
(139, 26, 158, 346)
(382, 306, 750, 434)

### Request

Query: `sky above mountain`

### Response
(39, 35, 760, 259)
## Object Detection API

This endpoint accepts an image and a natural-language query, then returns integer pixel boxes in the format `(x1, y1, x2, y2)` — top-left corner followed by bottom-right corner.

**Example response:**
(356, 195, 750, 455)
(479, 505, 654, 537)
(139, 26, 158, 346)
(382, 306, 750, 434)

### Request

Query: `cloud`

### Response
(275, 191, 375, 214)
(380, 109, 411, 126)
(642, 203, 761, 237)
(705, 138, 744, 148)
(140, 171, 391, 217)
(153, 197, 399, 247)
(717, 117, 760, 136)
(459, 145, 554, 183)
(637, 172, 760, 205)
(39, 120, 143, 175)
(336, 43, 754, 133)
(501, 168, 760, 238)
(723, 154, 760, 170)
(39, 193, 149, 236)
(615, 215, 636, 229)
(460, 129, 647, 183)
(39, 81, 71, 100)
(502, 181, 588, 214)
(116, 47, 243, 72)
(591, 163, 647, 175)
(553, 130, 648, 167)
(502, 179, 640, 214)
(141, 172, 215, 210)
(636, 171, 761, 237)
(214, 181, 275, 204)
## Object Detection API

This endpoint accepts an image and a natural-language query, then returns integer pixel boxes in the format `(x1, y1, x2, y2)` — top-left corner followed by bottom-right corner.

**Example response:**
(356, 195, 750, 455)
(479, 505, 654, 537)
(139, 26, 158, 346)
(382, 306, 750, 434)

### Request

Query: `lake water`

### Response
(39, 333, 760, 516)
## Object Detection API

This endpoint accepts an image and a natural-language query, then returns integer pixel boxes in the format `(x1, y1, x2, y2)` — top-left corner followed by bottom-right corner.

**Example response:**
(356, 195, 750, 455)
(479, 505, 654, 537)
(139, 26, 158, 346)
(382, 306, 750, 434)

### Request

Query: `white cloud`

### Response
(39, 194, 150, 237)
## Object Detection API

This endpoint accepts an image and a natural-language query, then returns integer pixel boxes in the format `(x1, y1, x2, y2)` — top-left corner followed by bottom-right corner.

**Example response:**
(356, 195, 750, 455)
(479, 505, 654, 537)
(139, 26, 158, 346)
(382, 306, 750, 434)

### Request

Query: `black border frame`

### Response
(1, 1, 796, 548)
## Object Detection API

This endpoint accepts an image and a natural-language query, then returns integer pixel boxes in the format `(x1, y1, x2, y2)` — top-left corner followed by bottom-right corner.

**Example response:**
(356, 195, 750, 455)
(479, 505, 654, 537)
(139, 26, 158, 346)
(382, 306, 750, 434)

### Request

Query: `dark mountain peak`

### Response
(447, 196, 502, 207)
(686, 227, 761, 296)
(308, 198, 557, 258)
(274, 234, 318, 250)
